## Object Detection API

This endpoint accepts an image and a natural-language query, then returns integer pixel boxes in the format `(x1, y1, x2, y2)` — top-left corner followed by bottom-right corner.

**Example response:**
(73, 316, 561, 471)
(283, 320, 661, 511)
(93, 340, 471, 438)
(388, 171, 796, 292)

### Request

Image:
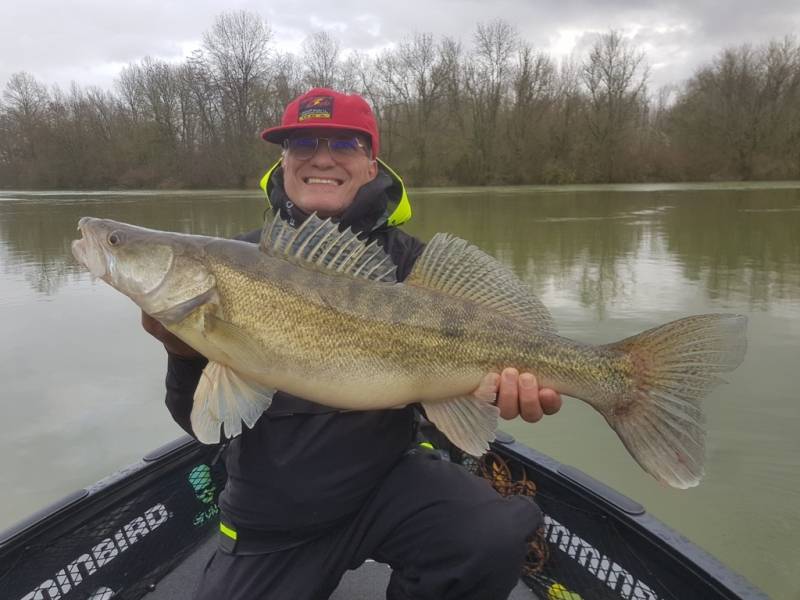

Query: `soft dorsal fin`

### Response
(259, 213, 397, 283)
(406, 233, 555, 333)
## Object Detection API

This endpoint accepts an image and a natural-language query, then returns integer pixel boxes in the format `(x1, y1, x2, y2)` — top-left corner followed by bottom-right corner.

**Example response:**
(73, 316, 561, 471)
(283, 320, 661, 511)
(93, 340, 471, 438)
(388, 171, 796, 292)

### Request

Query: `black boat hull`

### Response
(0, 435, 766, 600)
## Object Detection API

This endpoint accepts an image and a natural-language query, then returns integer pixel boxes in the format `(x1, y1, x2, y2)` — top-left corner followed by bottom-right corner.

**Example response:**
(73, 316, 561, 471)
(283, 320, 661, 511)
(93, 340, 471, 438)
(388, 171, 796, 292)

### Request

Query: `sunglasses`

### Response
(283, 135, 370, 161)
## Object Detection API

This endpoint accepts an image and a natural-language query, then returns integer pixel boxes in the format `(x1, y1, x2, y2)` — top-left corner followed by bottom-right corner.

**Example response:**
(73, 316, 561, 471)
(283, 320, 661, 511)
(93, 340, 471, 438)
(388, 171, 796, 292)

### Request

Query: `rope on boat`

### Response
(462, 451, 550, 576)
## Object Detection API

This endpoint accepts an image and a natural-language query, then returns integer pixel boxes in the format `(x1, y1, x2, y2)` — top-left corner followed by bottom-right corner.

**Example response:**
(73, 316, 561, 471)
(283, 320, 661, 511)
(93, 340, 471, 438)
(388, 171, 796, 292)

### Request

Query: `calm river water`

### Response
(1, 184, 798, 598)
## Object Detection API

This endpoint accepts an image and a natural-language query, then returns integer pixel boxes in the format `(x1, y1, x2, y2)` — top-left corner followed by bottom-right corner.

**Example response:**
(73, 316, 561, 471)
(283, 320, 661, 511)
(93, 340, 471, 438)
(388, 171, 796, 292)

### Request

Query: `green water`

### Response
(1, 184, 798, 598)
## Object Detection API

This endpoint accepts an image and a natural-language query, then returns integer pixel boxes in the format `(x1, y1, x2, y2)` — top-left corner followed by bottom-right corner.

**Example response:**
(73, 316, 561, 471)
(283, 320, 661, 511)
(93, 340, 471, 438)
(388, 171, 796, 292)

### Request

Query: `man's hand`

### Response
(473, 368, 562, 422)
(141, 311, 203, 359)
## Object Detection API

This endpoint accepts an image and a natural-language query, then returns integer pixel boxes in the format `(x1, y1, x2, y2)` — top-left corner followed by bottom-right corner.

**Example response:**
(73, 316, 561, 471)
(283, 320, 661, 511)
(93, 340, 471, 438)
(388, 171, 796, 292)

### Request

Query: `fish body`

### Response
(178, 249, 607, 407)
(72, 215, 747, 489)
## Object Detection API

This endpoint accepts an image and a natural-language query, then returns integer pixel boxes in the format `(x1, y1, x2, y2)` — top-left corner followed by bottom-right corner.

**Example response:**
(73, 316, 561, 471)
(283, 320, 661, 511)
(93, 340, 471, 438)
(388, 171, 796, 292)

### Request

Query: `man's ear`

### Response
(368, 159, 378, 180)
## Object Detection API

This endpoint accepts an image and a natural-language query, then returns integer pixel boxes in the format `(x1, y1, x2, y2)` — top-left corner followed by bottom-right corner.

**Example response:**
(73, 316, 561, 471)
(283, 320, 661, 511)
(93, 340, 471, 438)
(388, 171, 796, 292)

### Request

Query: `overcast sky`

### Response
(1, 0, 798, 95)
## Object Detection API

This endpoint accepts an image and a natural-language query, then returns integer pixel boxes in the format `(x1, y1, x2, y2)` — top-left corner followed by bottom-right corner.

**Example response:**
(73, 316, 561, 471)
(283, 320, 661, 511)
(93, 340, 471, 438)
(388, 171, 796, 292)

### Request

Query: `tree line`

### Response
(1, 11, 799, 189)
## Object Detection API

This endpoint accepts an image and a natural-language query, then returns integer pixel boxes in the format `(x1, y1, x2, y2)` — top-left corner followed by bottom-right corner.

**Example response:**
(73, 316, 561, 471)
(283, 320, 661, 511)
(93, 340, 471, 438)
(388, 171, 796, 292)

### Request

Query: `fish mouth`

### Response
(72, 217, 108, 279)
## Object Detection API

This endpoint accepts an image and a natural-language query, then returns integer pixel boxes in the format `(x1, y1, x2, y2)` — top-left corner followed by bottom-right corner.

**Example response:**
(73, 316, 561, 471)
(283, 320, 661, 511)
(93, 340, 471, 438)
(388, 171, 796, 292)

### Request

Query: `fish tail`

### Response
(601, 314, 747, 489)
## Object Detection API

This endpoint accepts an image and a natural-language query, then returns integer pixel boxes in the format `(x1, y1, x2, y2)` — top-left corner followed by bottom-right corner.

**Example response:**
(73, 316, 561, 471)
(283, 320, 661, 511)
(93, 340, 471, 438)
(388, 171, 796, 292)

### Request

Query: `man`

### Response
(142, 87, 562, 600)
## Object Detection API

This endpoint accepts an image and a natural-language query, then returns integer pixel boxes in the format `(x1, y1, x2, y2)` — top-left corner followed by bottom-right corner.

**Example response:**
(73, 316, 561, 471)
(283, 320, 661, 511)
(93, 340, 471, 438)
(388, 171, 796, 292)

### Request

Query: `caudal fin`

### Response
(603, 314, 747, 489)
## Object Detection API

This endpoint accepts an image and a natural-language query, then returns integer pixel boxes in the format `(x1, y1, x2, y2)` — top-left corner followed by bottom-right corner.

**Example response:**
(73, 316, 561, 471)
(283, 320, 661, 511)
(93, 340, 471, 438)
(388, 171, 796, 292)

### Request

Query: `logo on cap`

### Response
(298, 96, 333, 121)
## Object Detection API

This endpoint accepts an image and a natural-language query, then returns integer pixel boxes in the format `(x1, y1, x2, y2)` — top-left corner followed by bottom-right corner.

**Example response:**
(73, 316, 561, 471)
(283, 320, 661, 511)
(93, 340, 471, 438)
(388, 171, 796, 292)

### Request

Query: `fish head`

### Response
(72, 217, 216, 321)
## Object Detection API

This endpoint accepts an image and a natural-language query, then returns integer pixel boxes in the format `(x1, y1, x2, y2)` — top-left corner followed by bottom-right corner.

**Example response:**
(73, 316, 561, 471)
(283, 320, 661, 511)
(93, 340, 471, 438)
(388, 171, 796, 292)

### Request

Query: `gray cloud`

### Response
(1, 0, 798, 94)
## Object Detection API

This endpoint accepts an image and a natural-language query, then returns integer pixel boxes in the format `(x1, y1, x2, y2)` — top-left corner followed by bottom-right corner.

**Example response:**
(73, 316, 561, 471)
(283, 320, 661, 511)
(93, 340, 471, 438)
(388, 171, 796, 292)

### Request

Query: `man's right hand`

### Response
(141, 311, 203, 359)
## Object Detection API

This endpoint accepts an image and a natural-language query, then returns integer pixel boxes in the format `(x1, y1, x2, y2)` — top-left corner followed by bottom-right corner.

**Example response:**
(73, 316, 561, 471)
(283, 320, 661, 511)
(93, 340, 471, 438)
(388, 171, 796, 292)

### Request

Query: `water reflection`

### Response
(408, 188, 800, 312)
(0, 191, 267, 297)
(660, 189, 800, 306)
(1, 187, 799, 310)
(410, 192, 665, 319)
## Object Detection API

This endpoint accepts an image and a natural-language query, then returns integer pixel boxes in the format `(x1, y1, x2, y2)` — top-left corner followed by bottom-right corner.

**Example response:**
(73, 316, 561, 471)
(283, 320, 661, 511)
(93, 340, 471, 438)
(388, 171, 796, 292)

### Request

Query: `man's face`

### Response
(282, 128, 378, 218)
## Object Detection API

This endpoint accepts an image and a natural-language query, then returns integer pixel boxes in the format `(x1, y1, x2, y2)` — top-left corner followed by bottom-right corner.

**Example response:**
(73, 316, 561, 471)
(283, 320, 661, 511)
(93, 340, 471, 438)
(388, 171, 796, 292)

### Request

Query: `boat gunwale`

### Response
(0, 435, 769, 600)
(492, 437, 768, 600)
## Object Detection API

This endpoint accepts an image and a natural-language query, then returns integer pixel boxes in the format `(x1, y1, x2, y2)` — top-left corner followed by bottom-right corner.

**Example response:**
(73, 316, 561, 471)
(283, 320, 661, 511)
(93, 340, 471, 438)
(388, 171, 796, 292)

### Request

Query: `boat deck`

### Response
(142, 534, 539, 599)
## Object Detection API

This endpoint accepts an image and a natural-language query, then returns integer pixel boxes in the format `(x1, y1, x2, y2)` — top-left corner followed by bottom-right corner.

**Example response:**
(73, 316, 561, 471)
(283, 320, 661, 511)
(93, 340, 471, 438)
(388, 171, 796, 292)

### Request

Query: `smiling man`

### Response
(143, 87, 561, 600)
(280, 128, 376, 217)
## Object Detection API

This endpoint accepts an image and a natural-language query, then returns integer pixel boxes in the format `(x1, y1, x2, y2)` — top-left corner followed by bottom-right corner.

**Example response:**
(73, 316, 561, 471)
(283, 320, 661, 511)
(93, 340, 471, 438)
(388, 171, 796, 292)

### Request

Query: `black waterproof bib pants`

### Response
(195, 451, 542, 600)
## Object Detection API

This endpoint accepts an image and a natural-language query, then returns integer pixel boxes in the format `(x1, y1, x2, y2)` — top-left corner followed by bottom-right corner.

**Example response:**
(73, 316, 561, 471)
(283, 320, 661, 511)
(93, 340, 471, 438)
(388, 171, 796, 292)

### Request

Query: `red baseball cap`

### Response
(261, 88, 380, 157)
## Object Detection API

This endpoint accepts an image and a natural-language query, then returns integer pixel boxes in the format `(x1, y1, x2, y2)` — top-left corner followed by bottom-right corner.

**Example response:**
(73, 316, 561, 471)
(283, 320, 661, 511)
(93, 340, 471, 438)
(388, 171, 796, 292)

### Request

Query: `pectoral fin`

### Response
(202, 312, 271, 374)
(190, 361, 275, 444)
(422, 396, 499, 457)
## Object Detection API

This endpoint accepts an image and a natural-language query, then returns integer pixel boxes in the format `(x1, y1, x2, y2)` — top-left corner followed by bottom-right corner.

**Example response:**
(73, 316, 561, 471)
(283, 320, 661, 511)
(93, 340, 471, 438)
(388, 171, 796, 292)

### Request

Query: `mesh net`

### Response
(458, 449, 710, 600)
(0, 446, 225, 600)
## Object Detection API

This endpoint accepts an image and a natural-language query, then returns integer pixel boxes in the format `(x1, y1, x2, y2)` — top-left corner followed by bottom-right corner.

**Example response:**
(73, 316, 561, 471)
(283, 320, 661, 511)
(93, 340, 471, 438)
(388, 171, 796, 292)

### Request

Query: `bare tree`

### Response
(337, 53, 365, 94)
(269, 52, 305, 120)
(3, 14, 800, 189)
(437, 36, 465, 135)
(116, 64, 146, 124)
(185, 49, 223, 149)
(302, 31, 341, 89)
(507, 44, 556, 181)
(548, 56, 582, 179)
(670, 37, 800, 179)
(759, 37, 800, 175)
(373, 33, 447, 183)
(464, 20, 517, 182)
(198, 10, 273, 186)
(582, 30, 649, 181)
(140, 58, 182, 154)
(3, 72, 50, 162)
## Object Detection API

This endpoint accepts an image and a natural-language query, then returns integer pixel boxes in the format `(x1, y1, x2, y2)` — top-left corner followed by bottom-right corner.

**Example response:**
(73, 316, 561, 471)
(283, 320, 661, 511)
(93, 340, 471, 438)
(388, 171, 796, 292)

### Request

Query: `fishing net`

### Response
(460, 451, 550, 577)
(459, 449, 691, 600)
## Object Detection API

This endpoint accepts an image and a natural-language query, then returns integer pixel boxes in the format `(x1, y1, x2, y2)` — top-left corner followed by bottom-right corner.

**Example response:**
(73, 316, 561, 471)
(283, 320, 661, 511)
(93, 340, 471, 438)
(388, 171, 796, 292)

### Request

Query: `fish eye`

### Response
(108, 231, 124, 246)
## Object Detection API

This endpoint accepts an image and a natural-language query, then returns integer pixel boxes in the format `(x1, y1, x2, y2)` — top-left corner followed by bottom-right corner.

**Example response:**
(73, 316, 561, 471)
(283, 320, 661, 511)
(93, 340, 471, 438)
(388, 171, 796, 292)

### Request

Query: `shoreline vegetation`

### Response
(1, 11, 799, 191)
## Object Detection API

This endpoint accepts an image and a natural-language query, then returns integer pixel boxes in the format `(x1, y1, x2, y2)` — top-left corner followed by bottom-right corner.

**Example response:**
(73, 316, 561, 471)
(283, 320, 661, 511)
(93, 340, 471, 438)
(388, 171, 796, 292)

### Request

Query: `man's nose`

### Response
(309, 141, 336, 166)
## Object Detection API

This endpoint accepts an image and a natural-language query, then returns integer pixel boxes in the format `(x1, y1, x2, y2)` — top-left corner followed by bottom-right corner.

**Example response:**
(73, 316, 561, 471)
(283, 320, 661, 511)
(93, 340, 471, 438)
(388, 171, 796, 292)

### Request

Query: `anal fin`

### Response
(422, 396, 499, 457)
(190, 361, 275, 444)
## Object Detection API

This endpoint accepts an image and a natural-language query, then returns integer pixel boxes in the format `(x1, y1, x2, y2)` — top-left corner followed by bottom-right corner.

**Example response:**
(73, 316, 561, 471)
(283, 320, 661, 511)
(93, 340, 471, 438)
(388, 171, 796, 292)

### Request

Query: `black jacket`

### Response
(164, 165, 425, 548)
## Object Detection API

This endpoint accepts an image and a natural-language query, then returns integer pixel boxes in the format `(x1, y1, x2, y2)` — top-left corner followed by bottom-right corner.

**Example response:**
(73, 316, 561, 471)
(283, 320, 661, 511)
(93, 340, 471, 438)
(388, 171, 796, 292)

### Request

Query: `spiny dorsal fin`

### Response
(407, 233, 555, 333)
(259, 213, 396, 283)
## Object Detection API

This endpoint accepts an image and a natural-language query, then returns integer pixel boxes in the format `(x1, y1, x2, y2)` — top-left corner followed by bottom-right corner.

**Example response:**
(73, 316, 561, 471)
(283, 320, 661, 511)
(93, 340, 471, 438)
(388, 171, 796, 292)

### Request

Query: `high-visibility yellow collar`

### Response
(259, 158, 412, 228)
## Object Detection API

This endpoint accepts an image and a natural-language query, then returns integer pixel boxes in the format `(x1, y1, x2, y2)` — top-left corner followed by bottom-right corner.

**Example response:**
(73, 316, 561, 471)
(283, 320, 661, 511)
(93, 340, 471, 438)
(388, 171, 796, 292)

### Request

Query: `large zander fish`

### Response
(72, 215, 747, 489)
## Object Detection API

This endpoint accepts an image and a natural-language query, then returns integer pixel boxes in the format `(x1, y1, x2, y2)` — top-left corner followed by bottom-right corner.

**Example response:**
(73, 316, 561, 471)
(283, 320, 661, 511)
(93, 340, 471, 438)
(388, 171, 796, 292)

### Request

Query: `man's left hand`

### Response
(472, 369, 562, 422)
